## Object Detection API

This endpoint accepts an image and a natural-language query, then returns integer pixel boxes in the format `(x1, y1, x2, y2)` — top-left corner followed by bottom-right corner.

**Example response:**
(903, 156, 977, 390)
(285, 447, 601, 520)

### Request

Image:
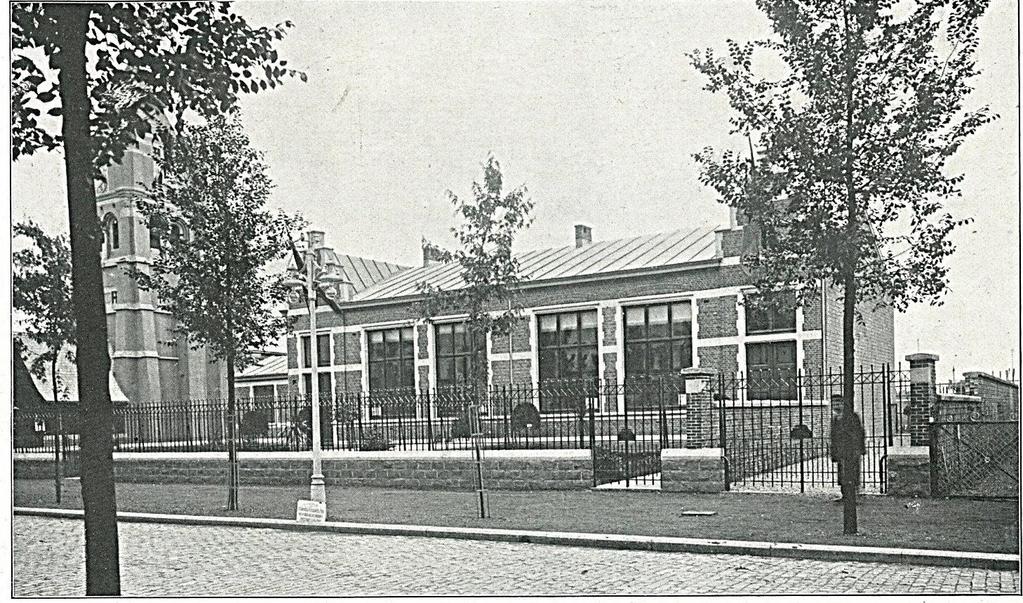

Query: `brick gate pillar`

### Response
(906, 353, 938, 446)
(682, 367, 717, 449)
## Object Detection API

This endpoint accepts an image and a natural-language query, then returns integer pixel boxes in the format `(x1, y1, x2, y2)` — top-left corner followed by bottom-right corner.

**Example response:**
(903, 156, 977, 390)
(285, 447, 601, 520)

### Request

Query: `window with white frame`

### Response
(623, 302, 692, 409)
(537, 310, 598, 412)
(300, 333, 331, 368)
(624, 302, 693, 379)
(367, 327, 414, 391)
(435, 322, 485, 389)
(744, 292, 797, 399)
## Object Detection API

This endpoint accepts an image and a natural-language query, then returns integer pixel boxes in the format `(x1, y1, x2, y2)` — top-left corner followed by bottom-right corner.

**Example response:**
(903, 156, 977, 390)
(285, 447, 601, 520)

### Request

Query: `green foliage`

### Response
(417, 154, 535, 384)
(11, 3, 304, 173)
(12, 220, 75, 398)
(130, 116, 302, 370)
(689, 0, 994, 313)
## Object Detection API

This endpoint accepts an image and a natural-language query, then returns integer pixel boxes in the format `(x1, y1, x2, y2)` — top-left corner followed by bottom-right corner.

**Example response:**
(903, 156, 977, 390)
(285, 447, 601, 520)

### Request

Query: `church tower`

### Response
(97, 132, 226, 403)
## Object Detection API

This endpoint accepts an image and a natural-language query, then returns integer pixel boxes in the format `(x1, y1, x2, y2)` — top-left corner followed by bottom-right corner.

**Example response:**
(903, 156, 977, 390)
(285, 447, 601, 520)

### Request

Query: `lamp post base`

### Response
(310, 474, 326, 504)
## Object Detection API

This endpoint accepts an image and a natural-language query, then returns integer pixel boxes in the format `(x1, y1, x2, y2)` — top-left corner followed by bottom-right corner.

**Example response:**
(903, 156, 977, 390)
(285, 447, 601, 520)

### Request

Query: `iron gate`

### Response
(589, 379, 682, 488)
(717, 365, 908, 493)
(930, 420, 1019, 499)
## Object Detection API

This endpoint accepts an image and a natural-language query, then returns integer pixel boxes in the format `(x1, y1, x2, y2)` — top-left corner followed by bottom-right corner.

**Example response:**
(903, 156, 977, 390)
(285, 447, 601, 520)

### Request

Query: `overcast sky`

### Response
(10, 1, 1020, 378)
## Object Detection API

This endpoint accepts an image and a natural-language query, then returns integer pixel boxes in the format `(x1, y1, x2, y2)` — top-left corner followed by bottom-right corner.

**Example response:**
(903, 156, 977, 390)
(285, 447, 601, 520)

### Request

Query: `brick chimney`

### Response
(308, 230, 326, 249)
(422, 238, 450, 267)
(574, 224, 592, 248)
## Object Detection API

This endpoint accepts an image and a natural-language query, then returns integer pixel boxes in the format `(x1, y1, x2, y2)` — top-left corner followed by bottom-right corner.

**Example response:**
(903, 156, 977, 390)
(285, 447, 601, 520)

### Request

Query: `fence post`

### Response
(682, 367, 717, 449)
(906, 353, 939, 446)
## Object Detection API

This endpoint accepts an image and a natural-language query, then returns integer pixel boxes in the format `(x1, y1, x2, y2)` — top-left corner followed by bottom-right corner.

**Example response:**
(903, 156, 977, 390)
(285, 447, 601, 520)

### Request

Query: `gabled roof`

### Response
(284, 249, 410, 294)
(237, 354, 288, 381)
(353, 225, 722, 303)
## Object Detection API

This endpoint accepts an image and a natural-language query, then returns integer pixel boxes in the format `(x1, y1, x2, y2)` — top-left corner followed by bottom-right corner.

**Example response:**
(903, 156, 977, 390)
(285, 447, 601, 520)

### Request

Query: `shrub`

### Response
(359, 427, 390, 451)
(239, 410, 269, 438)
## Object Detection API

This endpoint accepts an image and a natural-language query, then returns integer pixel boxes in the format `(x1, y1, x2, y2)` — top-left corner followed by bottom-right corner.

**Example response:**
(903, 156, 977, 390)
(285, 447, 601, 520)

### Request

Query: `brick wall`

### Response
(963, 372, 1020, 420)
(602, 352, 618, 385)
(821, 286, 896, 372)
(335, 370, 363, 394)
(719, 228, 744, 257)
(601, 306, 617, 345)
(491, 317, 531, 353)
(696, 296, 737, 338)
(490, 359, 531, 387)
(15, 451, 593, 490)
(416, 324, 429, 359)
(803, 339, 823, 374)
(292, 265, 754, 332)
(698, 344, 738, 374)
(287, 336, 298, 369)
(334, 332, 361, 365)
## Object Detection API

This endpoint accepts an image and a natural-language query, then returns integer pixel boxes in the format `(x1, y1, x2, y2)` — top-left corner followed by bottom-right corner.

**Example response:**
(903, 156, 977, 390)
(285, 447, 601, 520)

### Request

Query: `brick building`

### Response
(282, 217, 895, 414)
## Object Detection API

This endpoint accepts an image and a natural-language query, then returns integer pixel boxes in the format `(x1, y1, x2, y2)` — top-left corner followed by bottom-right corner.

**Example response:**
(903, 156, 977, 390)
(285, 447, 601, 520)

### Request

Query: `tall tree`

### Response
(11, 3, 301, 594)
(690, 0, 993, 534)
(13, 221, 76, 406)
(131, 116, 301, 511)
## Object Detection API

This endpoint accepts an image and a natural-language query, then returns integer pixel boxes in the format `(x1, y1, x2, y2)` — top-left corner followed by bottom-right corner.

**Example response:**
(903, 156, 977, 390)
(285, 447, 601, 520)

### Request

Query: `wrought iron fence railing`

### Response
(13, 379, 691, 454)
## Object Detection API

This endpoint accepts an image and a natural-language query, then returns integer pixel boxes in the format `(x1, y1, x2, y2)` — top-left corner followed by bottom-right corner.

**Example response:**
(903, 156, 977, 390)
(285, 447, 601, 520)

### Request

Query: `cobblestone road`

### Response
(13, 516, 1020, 596)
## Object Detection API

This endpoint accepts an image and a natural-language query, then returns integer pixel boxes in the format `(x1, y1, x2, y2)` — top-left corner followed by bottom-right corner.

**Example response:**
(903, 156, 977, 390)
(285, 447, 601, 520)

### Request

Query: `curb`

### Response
(14, 507, 1019, 571)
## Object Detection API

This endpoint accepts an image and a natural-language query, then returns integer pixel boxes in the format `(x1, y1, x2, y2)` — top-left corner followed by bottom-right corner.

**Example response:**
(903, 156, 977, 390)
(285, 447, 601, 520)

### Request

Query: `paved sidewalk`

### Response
(13, 515, 1021, 596)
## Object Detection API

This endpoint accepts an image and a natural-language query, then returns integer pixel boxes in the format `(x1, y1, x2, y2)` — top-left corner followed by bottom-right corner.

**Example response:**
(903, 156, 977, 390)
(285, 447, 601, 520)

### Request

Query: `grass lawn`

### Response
(15, 479, 1019, 554)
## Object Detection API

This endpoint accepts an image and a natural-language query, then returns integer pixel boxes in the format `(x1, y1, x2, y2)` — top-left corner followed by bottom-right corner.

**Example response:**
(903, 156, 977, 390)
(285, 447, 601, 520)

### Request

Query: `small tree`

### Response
(131, 116, 301, 510)
(418, 155, 534, 518)
(418, 155, 535, 395)
(12, 4, 300, 592)
(13, 221, 76, 406)
(690, 0, 993, 533)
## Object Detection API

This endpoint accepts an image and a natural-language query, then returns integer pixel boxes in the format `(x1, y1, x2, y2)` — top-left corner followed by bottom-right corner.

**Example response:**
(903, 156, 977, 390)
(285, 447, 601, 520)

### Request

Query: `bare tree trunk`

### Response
(841, 0, 859, 537)
(52, 3, 121, 594)
(227, 349, 239, 510)
(52, 356, 61, 503)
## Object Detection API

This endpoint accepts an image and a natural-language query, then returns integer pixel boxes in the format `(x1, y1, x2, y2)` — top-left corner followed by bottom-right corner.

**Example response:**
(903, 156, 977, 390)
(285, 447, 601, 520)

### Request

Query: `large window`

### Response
(368, 327, 414, 391)
(624, 302, 693, 378)
(624, 302, 692, 408)
(302, 373, 333, 401)
(746, 341, 797, 399)
(435, 322, 484, 388)
(744, 293, 796, 334)
(300, 334, 331, 368)
(537, 310, 598, 412)
(434, 322, 484, 417)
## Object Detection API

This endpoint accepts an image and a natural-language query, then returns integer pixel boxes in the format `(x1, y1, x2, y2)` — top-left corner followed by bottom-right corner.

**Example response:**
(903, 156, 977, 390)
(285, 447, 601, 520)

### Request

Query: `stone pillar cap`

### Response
(681, 367, 718, 378)
(905, 353, 939, 363)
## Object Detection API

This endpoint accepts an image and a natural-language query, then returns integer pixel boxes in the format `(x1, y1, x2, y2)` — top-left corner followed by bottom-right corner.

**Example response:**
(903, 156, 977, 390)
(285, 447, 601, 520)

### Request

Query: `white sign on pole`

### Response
(296, 499, 327, 523)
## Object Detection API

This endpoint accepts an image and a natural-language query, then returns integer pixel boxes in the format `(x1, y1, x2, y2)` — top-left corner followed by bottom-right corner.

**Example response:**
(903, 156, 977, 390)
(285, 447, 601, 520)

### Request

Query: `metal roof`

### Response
(284, 249, 410, 294)
(353, 225, 721, 302)
(238, 354, 288, 381)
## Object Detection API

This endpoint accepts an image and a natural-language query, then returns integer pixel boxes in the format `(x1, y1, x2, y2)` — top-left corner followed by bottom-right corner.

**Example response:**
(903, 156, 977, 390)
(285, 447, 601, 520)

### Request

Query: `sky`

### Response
(9, 0, 1020, 379)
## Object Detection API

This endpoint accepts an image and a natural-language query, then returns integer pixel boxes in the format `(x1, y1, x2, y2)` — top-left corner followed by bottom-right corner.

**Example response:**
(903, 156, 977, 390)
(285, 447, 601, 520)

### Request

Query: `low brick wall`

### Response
(14, 450, 592, 491)
(886, 446, 930, 497)
(661, 448, 726, 493)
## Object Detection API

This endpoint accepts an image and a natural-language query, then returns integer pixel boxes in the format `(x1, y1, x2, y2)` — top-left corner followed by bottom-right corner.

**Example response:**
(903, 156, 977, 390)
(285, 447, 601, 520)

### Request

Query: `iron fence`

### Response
(14, 379, 689, 456)
(715, 365, 908, 493)
(930, 420, 1020, 499)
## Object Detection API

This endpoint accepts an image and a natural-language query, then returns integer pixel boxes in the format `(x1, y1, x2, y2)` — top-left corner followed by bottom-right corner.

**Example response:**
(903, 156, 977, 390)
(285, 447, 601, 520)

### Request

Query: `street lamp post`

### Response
(284, 231, 345, 505)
